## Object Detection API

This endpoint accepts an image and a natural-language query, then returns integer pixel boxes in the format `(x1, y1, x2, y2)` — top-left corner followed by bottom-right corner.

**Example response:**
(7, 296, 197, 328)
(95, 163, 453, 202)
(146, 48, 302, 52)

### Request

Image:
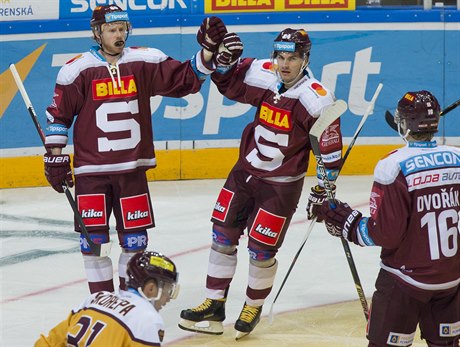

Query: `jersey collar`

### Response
(408, 140, 437, 148)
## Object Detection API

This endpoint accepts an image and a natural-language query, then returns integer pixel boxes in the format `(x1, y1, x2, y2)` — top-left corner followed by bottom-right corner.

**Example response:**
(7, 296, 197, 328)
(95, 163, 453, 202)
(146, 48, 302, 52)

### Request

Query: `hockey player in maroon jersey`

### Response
(43, 5, 227, 294)
(179, 28, 343, 339)
(35, 251, 179, 346)
(317, 91, 460, 347)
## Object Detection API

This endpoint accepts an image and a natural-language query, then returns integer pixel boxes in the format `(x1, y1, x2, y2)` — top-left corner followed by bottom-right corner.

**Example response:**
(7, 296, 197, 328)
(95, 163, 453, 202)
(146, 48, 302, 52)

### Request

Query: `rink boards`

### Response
(1, 13, 459, 188)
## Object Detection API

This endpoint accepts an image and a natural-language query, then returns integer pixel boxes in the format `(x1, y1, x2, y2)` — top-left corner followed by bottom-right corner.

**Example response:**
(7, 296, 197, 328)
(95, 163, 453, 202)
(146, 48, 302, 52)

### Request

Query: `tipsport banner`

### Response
(205, 0, 356, 13)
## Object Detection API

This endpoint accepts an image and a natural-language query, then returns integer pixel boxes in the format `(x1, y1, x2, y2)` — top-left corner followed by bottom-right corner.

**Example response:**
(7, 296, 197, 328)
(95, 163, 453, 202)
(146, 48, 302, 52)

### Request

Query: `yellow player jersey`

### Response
(35, 290, 164, 346)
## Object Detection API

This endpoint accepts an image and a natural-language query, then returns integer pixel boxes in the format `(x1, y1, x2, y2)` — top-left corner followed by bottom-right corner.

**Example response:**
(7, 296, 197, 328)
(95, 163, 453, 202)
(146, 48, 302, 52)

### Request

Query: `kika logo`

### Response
(127, 210, 149, 220)
(81, 209, 103, 218)
(259, 102, 292, 131)
(255, 224, 277, 238)
(214, 202, 226, 213)
(92, 75, 137, 100)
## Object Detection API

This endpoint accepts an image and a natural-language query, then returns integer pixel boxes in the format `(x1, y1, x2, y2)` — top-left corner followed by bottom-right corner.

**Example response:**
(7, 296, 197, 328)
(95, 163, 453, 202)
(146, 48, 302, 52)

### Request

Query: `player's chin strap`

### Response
(138, 282, 180, 303)
(397, 121, 411, 143)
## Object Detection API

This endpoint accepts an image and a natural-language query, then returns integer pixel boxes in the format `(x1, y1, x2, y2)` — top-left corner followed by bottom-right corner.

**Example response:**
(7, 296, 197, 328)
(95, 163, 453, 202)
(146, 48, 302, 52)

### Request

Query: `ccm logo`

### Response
(44, 155, 69, 164)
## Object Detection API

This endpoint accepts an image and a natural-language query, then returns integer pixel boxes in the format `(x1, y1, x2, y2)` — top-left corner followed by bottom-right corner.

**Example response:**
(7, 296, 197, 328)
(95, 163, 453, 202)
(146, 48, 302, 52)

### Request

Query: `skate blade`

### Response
(235, 330, 250, 340)
(178, 319, 223, 335)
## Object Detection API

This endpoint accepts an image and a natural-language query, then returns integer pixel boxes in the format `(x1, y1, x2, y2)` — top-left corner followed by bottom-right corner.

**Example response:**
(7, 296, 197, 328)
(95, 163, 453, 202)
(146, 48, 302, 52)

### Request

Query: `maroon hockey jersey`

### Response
(45, 46, 208, 176)
(211, 58, 342, 182)
(353, 141, 460, 290)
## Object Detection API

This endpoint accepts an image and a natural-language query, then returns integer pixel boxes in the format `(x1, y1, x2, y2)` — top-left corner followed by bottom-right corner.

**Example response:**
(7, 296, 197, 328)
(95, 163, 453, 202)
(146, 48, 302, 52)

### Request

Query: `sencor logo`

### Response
(69, 0, 187, 13)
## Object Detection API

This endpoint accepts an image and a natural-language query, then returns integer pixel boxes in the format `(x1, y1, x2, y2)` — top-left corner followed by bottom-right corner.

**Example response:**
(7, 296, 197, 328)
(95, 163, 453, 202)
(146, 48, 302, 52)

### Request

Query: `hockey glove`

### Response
(316, 200, 362, 241)
(196, 16, 227, 53)
(306, 184, 336, 222)
(214, 32, 244, 67)
(44, 153, 74, 193)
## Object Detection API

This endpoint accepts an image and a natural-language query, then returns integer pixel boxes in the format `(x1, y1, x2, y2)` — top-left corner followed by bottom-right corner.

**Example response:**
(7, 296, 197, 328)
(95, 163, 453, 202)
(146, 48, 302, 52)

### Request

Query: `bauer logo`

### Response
(77, 194, 107, 227)
(259, 103, 292, 131)
(92, 75, 137, 100)
(249, 208, 286, 246)
(120, 194, 152, 229)
(212, 188, 234, 222)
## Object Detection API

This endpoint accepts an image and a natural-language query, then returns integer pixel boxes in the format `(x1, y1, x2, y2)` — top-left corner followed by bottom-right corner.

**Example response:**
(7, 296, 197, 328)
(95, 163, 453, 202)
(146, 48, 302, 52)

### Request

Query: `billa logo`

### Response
(92, 75, 137, 100)
(259, 102, 292, 131)
(285, 0, 349, 10)
(211, 0, 275, 11)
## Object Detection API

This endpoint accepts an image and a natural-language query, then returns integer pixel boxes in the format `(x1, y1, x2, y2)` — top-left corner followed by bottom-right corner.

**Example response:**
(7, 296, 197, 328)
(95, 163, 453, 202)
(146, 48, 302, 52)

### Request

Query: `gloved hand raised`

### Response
(214, 32, 244, 66)
(316, 199, 362, 240)
(306, 184, 336, 222)
(44, 153, 74, 193)
(196, 16, 227, 53)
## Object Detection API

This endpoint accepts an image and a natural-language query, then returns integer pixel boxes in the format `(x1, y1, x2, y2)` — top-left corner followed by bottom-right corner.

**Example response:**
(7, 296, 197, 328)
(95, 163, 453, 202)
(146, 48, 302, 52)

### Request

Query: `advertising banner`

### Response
(1, 23, 459, 151)
(59, 0, 195, 20)
(0, 0, 59, 21)
(205, 0, 356, 13)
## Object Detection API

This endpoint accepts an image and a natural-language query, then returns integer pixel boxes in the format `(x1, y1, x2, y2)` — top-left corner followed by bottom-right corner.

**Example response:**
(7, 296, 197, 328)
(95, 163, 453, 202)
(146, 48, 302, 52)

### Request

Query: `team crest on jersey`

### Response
(249, 208, 286, 246)
(92, 75, 138, 100)
(259, 102, 292, 131)
(120, 193, 153, 229)
(309, 82, 328, 96)
(49, 88, 63, 111)
(77, 194, 107, 226)
(212, 188, 234, 222)
(369, 188, 383, 219)
(158, 329, 165, 342)
(320, 124, 340, 146)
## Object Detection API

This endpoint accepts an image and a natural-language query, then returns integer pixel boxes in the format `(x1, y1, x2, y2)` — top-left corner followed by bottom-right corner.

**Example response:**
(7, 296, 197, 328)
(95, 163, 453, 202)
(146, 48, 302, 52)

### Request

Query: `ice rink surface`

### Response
(0, 176, 427, 346)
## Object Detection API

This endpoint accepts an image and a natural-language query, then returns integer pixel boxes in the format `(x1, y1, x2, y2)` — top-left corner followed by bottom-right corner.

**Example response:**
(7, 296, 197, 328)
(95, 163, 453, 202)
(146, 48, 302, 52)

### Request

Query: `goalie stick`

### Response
(9, 63, 112, 257)
(268, 99, 347, 324)
(385, 98, 460, 132)
(309, 84, 383, 322)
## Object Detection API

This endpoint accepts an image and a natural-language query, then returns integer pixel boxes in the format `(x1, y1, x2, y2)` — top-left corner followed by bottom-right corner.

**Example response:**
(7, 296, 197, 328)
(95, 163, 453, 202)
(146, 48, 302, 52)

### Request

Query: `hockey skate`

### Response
(234, 303, 262, 340)
(178, 298, 226, 335)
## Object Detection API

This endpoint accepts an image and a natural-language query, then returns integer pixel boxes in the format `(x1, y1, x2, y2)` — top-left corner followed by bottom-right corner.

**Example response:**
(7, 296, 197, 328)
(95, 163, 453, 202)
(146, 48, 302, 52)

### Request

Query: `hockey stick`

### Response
(385, 98, 460, 132)
(268, 217, 316, 324)
(309, 84, 383, 322)
(9, 63, 112, 257)
(268, 99, 347, 324)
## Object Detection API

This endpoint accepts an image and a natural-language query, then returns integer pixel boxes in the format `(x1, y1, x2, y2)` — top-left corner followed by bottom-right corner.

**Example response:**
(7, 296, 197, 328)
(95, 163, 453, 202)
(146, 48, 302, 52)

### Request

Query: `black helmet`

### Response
(126, 251, 178, 290)
(273, 28, 312, 59)
(395, 90, 440, 135)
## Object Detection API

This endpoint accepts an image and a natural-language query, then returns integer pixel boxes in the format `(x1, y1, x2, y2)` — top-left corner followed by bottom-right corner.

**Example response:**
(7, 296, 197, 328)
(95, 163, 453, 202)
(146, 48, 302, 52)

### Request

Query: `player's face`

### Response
(99, 22, 128, 55)
(275, 51, 305, 86)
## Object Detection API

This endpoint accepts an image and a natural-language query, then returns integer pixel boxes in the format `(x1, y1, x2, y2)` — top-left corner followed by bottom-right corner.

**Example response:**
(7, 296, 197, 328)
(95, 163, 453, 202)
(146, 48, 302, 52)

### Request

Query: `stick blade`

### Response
(385, 110, 398, 131)
(310, 99, 347, 138)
